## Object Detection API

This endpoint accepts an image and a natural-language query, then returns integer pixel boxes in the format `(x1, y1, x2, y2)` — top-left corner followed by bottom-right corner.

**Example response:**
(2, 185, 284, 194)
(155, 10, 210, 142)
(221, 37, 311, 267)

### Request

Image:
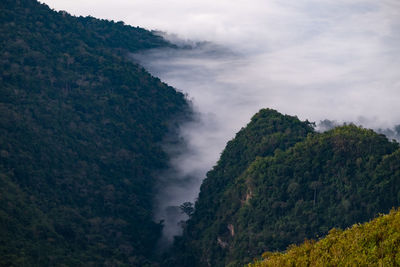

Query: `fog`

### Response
(132, 43, 254, 244)
(42, 0, 400, 244)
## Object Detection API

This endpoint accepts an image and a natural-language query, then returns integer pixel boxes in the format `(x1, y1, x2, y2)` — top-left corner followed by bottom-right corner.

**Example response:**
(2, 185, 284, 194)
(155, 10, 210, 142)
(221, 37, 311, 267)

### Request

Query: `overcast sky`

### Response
(41, 0, 400, 242)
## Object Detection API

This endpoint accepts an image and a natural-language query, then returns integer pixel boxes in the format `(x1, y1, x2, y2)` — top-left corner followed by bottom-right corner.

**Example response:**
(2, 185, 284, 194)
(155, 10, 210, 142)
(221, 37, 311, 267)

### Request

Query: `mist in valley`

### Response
(42, 0, 400, 244)
(132, 13, 400, 241)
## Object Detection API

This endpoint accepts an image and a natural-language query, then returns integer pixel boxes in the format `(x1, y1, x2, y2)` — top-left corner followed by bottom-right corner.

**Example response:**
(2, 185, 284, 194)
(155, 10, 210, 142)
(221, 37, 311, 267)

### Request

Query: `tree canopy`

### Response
(169, 110, 400, 267)
(249, 208, 400, 267)
(0, 0, 188, 265)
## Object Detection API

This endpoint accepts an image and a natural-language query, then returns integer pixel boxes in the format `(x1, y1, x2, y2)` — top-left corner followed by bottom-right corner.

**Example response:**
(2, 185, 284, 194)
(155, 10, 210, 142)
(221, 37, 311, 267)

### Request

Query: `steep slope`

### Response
(168, 109, 315, 266)
(0, 0, 188, 265)
(249, 208, 400, 266)
(220, 125, 399, 266)
(171, 110, 399, 267)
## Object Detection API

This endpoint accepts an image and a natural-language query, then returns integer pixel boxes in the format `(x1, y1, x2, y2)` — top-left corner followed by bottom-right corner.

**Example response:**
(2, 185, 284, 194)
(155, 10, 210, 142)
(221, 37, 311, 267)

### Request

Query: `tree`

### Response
(180, 202, 194, 217)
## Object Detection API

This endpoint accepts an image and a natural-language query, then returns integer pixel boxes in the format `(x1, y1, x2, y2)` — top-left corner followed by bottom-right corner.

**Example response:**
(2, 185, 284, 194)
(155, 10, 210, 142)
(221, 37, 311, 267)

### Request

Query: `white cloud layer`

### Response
(42, 0, 400, 243)
(41, 0, 400, 124)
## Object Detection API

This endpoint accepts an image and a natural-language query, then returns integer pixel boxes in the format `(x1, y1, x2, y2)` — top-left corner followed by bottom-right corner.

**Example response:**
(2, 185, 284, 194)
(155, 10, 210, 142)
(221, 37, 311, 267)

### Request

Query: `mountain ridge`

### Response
(1, 1, 399, 266)
(169, 110, 400, 267)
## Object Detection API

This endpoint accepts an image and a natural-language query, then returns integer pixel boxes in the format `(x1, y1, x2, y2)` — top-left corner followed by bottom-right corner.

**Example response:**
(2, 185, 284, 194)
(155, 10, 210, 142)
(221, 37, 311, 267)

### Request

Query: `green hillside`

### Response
(168, 109, 315, 266)
(171, 110, 400, 267)
(249, 208, 400, 266)
(2, 1, 399, 266)
(0, 0, 188, 265)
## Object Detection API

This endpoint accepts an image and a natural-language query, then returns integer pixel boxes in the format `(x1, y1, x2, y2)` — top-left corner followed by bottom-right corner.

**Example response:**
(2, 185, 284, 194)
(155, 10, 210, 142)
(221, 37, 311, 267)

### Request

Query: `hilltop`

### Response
(170, 109, 399, 267)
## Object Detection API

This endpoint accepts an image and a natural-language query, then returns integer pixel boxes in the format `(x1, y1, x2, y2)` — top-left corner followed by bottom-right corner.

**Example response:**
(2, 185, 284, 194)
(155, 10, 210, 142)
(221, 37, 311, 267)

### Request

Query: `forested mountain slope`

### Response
(167, 109, 315, 266)
(249, 208, 400, 266)
(0, 0, 188, 265)
(170, 110, 400, 267)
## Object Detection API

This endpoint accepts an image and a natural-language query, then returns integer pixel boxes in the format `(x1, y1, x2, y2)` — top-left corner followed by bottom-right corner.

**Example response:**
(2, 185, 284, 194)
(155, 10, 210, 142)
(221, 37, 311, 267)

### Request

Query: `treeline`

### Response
(0, 0, 188, 265)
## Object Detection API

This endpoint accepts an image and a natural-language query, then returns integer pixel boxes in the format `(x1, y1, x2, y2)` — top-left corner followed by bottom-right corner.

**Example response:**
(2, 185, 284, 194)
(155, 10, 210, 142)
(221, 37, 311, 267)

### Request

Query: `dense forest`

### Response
(249, 208, 400, 266)
(1, 0, 399, 266)
(0, 0, 188, 265)
(169, 109, 400, 267)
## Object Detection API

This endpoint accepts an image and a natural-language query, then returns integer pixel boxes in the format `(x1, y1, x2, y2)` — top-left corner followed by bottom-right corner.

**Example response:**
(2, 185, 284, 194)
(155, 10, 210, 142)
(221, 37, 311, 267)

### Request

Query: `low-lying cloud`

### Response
(43, 0, 400, 244)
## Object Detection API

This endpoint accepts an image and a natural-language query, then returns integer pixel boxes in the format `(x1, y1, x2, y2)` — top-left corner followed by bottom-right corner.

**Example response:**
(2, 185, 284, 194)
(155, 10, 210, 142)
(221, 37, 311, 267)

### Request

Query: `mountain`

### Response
(2, 1, 399, 266)
(248, 207, 400, 266)
(167, 109, 315, 265)
(0, 0, 188, 265)
(170, 109, 400, 267)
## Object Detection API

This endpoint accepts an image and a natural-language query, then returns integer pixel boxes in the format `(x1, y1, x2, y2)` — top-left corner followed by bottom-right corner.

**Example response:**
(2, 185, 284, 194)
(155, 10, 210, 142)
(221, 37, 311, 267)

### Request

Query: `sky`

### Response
(41, 0, 400, 243)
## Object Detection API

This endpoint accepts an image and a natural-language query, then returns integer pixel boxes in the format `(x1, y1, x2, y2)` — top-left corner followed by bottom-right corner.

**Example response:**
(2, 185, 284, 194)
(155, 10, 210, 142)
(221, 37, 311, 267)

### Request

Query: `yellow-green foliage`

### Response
(249, 208, 400, 266)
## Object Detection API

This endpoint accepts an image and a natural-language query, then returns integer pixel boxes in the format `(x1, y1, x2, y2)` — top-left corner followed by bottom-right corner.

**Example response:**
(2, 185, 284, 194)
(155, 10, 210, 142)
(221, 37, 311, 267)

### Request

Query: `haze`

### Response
(41, 0, 400, 243)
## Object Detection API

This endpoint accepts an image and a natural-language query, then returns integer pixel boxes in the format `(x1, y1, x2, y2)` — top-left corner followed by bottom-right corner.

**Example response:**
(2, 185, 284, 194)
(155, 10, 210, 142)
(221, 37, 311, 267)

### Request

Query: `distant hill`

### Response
(0, 0, 188, 265)
(170, 109, 400, 267)
(248, 208, 400, 266)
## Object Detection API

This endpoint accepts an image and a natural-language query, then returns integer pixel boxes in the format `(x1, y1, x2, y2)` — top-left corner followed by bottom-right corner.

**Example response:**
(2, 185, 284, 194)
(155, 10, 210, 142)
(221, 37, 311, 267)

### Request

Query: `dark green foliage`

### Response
(168, 109, 314, 266)
(180, 202, 194, 217)
(171, 110, 400, 267)
(226, 125, 399, 265)
(0, 0, 188, 265)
